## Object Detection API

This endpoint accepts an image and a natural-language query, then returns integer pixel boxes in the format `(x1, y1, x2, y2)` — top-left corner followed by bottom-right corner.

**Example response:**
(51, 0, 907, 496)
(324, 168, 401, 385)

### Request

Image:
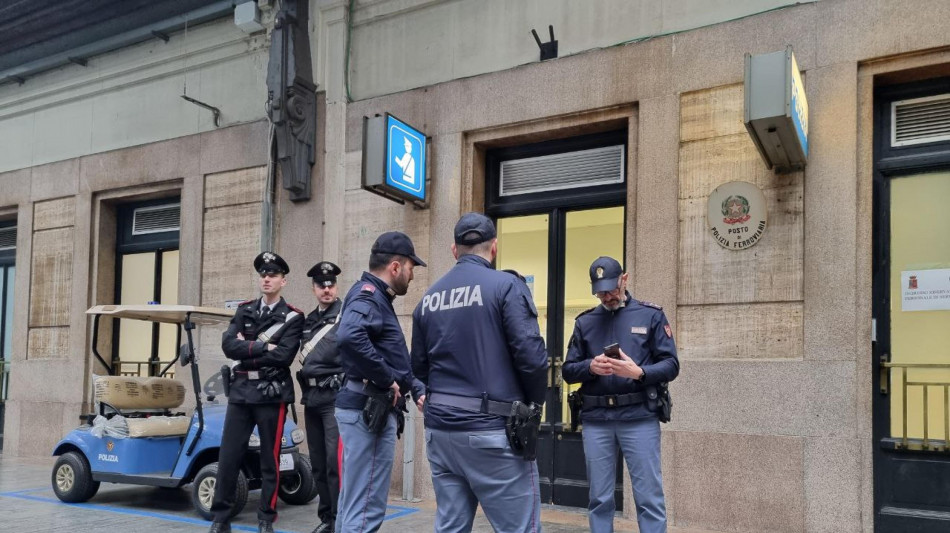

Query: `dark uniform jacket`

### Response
(562, 292, 679, 422)
(411, 255, 548, 431)
(222, 297, 304, 404)
(297, 298, 343, 406)
(335, 272, 425, 410)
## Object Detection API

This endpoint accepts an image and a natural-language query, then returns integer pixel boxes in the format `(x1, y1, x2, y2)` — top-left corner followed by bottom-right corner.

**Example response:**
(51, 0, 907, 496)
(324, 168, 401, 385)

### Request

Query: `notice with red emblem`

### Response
(901, 269, 950, 312)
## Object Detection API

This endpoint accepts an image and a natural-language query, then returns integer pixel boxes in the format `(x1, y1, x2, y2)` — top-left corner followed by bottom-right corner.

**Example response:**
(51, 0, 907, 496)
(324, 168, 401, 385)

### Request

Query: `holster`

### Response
(568, 391, 583, 432)
(505, 401, 542, 461)
(220, 365, 232, 397)
(362, 389, 395, 434)
(646, 382, 673, 423)
(395, 397, 408, 440)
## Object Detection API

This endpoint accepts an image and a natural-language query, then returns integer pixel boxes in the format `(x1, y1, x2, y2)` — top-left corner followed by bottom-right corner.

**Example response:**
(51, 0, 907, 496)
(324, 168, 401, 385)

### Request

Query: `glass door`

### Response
(496, 206, 625, 507)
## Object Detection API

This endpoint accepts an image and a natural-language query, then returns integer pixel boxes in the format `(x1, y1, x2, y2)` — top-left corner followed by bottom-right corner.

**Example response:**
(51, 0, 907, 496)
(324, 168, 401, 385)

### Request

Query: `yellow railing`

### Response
(114, 360, 176, 379)
(883, 361, 950, 451)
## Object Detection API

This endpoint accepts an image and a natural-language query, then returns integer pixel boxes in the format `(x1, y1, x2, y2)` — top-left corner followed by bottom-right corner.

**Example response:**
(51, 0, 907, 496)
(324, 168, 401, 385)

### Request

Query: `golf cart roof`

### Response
(86, 305, 234, 325)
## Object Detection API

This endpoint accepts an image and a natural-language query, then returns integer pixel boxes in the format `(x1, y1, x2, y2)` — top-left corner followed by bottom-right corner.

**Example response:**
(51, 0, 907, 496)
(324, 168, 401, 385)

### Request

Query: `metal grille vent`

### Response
(500, 145, 625, 196)
(132, 203, 180, 235)
(0, 226, 15, 250)
(892, 94, 950, 147)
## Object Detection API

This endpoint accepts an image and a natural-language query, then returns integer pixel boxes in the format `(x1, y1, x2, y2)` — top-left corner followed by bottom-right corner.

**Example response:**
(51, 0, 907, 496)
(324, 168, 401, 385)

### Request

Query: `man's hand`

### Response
(590, 355, 615, 376)
(389, 381, 402, 406)
(606, 348, 644, 380)
(237, 333, 245, 341)
(415, 394, 426, 411)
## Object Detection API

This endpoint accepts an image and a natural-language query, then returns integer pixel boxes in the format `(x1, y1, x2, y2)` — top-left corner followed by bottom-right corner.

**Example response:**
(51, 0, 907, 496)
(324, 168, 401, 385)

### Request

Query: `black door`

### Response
(487, 130, 627, 508)
(0, 222, 15, 451)
(873, 79, 950, 531)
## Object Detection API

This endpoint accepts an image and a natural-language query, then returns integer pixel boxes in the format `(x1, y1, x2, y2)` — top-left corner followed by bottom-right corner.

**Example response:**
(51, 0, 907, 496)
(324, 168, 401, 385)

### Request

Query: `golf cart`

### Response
(51, 305, 315, 520)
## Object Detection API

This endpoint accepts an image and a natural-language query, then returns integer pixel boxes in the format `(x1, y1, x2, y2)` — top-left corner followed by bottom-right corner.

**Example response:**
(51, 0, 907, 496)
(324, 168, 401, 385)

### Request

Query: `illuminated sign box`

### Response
(744, 46, 808, 173)
(362, 113, 428, 207)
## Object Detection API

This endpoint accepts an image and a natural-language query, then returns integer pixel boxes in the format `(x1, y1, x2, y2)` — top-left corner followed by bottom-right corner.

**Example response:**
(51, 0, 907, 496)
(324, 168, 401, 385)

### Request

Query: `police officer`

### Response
(297, 261, 344, 533)
(209, 252, 304, 533)
(561, 256, 679, 533)
(411, 213, 548, 533)
(334, 231, 427, 533)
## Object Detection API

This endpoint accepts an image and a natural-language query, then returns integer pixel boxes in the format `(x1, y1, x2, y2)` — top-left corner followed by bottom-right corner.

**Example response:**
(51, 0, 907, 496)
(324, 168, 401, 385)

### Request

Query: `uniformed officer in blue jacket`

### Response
(411, 213, 548, 533)
(561, 256, 679, 533)
(210, 251, 304, 533)
(334, 231, 426, 533)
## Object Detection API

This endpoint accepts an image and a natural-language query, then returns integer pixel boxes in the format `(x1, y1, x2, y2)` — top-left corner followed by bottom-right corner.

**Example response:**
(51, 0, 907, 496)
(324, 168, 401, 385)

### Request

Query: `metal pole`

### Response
(402, 401, 416, 501)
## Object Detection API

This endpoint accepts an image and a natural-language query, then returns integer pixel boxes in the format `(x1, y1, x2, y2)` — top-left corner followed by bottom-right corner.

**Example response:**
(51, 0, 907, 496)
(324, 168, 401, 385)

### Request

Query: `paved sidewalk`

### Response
(0, 454, 713, 532)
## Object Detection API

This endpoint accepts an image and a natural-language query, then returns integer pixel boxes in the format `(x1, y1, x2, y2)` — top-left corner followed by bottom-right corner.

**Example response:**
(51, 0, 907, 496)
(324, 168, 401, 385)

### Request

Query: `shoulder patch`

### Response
(639, 300, 663, 310)
(360, 284, 376, 294)
(574, 306, 598, 321)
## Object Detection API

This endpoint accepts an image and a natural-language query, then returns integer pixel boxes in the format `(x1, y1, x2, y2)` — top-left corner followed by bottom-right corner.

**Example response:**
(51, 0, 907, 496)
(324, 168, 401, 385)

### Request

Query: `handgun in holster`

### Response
(220, 365, 232, 397)
(506, 401, 542, 461)
(362, 388, 396, 434)
(568, 390, 583, 432)
(394, 396, 408, 440)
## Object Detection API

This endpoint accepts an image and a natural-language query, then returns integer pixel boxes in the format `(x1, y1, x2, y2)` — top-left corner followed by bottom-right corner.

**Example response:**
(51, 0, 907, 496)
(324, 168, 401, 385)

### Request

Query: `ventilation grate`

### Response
(0, 226, 15, 250)
(500, 144, 625, 196)
(132, 203, 180, 235)
(892, 94, 950, 147)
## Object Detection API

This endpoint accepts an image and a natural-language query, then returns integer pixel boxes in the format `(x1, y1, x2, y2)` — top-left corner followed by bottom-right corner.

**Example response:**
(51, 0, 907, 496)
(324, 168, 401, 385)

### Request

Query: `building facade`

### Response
(2, 1, 950, 531)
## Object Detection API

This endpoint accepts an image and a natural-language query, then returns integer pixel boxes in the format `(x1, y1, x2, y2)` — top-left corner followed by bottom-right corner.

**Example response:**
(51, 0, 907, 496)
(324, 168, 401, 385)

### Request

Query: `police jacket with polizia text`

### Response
(297, 298, 343, 406)
(335, 272, 425, 410)
(222, 297, 304, 404)
(411, 255, 548, 431)
(561, 292, 679, 422)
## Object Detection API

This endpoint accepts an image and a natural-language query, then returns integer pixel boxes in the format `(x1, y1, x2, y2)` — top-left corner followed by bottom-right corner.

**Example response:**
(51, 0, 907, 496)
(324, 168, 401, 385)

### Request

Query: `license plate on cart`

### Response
(279, 453, 294, 471)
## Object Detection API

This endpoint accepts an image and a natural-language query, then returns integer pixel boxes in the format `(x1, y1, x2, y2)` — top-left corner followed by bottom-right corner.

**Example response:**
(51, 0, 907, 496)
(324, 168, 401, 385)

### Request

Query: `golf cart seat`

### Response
(94, 375, 191, 437)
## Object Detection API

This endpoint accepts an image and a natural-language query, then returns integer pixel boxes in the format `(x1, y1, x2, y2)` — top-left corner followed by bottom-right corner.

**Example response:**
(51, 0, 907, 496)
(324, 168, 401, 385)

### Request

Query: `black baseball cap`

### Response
(371, 231, 427, 267)
(254, 251, 290, 275)
(307, 261, 341, 287)
(454, 212, 497, 245)
(589, 256, 623, 294)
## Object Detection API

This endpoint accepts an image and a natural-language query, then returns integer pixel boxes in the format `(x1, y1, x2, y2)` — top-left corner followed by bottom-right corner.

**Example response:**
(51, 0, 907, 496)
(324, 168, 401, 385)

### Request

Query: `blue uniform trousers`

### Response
(425, 427, 542, 533)
(582, 418, 666, 533)
(334, 408, 396, 533)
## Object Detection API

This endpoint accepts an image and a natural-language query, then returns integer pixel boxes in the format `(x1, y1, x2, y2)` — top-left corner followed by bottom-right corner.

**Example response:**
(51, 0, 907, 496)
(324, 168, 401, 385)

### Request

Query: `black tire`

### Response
(278, 453, 316, 505)
(192, 462, 248, 521)
(51, 451, 100, 503)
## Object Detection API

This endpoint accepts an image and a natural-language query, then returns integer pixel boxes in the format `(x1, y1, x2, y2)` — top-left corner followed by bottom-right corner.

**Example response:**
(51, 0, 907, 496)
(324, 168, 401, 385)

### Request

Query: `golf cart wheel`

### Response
(52, 452, 100, 503)
(192, 462, 248, 521)
(278, 453, 316, 505)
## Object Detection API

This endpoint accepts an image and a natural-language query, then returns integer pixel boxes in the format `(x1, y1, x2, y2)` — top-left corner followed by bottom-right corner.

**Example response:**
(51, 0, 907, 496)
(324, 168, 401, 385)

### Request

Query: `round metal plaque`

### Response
(706, 181, 768, 250)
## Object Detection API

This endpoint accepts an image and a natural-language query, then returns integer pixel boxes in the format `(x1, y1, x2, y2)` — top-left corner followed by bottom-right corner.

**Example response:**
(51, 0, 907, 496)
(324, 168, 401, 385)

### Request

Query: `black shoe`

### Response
(312, 521, 334, 533)
(208, 523, 231, 533)
(258, 520, 275, 533)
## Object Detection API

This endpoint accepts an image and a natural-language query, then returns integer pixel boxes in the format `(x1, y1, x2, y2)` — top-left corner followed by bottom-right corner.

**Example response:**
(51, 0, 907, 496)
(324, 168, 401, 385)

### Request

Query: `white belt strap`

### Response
(299, 320, 336, 362)
(258, 311, 301, 343)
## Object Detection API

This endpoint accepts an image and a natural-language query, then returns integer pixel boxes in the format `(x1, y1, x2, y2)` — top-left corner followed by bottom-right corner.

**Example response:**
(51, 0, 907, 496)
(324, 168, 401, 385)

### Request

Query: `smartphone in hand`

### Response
(604, 343, 621, 360)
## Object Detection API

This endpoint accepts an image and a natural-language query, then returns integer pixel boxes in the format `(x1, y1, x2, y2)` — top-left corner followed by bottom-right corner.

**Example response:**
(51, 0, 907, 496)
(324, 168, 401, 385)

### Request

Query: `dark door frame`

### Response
(872, 77, 950, 532)
(112, 198, 181, 376)
(486, 129, 627, 507)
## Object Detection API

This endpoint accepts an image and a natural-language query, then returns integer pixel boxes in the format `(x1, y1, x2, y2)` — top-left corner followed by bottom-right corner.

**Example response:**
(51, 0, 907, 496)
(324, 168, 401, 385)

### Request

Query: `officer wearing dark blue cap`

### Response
(562, 256, 679, 533)
(334, 232, 426, 533)
(298, 260, 343, 533)
(210, 251, 304, 533)
(411, 212, 548, 533)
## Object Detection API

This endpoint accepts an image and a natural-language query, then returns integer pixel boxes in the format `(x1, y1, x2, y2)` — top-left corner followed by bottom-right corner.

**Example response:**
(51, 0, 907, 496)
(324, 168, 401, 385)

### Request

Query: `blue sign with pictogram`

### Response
(361, 113, 428, 207)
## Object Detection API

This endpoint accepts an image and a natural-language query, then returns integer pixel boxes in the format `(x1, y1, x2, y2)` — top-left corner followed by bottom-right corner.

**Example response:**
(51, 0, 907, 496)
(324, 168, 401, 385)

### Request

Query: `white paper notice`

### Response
(901, 268, 950, 312)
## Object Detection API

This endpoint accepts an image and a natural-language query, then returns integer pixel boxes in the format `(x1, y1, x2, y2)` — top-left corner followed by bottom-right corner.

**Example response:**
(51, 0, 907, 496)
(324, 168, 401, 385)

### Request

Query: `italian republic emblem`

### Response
(721, 195, 752, 224)
(706, 181, 768, 250)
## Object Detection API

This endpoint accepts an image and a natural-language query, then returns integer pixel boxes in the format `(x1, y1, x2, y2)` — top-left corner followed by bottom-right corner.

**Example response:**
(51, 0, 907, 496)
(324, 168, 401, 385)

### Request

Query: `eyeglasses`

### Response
(595, 286, 623, 299)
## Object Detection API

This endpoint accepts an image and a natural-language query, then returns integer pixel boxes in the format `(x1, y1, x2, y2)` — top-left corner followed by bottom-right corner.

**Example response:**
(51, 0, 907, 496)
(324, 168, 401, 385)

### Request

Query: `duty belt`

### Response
(582, 391, 646, 409)
(344, 379, 389, 396)
(427, 392, 514, 417)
